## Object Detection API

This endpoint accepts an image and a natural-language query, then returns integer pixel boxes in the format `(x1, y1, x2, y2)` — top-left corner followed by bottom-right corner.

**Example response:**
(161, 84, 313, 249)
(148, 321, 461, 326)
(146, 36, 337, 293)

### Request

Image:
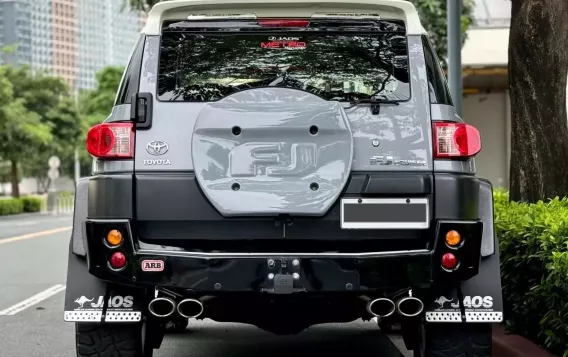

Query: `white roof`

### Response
(141, 0, 426, 35)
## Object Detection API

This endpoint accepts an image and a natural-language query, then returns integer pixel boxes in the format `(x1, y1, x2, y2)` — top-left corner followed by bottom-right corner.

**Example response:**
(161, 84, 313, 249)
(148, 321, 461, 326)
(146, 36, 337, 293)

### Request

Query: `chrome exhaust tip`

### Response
(367, 298, 396, 318)
(148, 297, 176, 318)
(396, 297, 424, 318)
(177, 298, 204, 319)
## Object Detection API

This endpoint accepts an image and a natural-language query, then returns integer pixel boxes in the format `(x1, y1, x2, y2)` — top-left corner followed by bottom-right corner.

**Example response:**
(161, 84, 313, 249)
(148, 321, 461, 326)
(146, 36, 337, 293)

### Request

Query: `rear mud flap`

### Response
(424, 238, 504, 323)
(63, 241, 146, 323)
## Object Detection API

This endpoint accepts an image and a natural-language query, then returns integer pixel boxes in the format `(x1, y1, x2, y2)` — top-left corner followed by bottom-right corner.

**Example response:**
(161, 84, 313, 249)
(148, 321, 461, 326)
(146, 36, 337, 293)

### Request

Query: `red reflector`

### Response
(433, 122, 481, 158)
(109, 252, 127, 269)
(258, 19, 310, 27)
(441, 253, 458, 270)
(86, 123, 134, 159)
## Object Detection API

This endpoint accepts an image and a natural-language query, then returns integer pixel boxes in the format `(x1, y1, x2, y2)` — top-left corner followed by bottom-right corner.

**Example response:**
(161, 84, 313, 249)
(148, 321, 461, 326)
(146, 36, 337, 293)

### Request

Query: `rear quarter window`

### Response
(421, 36, 453, 105)
(157, 31, 411, 102)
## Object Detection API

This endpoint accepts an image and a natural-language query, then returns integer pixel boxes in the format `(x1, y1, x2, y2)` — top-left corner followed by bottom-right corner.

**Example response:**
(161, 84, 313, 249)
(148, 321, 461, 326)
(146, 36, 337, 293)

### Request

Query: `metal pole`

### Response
(447, 0, 463, 116)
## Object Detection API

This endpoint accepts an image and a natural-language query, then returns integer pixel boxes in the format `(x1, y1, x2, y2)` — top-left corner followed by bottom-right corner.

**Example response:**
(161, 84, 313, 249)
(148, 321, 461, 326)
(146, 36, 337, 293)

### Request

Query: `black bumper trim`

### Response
(136, 248, 431, 259)
(84, 219, 483, 293)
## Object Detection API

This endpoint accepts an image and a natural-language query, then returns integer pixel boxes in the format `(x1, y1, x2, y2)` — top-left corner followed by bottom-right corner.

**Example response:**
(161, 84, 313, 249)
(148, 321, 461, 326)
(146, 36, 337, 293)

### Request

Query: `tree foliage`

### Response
(0, 65, 81, 197)
(407, 0, 474, 63)
(81, 66, 124, 116)
(127, 0, 161, 12)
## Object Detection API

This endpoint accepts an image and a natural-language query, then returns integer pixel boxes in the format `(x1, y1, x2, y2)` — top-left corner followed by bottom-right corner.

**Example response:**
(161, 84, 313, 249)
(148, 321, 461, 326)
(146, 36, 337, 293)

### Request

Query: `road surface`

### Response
(0, 213, 411, 357)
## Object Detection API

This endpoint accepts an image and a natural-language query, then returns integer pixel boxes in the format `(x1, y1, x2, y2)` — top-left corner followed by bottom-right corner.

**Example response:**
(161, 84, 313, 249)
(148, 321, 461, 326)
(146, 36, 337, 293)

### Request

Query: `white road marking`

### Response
(0, 284, 66, 316)
(0, 226, 72, 245)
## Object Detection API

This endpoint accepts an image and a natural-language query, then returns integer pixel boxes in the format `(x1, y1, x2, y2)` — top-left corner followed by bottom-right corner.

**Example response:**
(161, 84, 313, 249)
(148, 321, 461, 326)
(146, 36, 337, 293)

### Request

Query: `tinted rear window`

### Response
(157, 32, 410, 102)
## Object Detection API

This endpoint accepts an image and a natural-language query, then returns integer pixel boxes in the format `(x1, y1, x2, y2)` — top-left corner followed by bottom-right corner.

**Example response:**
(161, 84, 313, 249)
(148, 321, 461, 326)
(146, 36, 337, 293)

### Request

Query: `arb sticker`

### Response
(142, 260, 164, 272)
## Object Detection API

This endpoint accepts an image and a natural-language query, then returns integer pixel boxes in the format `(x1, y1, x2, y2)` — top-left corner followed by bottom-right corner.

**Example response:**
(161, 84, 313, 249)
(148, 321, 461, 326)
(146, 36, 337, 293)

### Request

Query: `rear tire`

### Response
(76, 322, 153, 357)
(420, 323, 492, 357)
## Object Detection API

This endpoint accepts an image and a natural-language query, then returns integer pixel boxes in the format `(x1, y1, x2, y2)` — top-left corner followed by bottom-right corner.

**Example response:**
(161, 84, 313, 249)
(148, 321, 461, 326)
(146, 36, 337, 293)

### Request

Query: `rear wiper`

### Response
(345, 98, 400, 115)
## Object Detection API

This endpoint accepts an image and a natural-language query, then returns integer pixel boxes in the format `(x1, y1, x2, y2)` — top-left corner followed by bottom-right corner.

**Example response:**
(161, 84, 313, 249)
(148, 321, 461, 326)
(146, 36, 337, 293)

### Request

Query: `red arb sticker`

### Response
(141, 260, 164, 272)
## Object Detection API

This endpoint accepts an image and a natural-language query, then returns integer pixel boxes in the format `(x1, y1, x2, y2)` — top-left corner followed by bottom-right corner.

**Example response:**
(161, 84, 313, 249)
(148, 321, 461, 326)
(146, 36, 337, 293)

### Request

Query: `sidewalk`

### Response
(492, 325, 557, 357)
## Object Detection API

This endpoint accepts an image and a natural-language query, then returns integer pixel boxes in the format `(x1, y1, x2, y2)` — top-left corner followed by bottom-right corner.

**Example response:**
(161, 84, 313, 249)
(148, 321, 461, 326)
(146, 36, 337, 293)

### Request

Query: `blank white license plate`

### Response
(340, 198, 429, 229)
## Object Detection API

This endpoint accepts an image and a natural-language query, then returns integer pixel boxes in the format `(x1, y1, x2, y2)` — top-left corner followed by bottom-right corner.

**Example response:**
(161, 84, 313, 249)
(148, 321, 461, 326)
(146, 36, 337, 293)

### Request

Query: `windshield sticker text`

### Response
(261, 41, 306, 49)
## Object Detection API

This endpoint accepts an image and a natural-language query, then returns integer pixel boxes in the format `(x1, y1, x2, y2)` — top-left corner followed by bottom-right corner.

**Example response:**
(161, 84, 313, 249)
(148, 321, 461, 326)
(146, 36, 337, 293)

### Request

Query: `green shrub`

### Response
(20, 196, 43, 212)
(0, 198, 24, 215)
(495, 192, 568, 356)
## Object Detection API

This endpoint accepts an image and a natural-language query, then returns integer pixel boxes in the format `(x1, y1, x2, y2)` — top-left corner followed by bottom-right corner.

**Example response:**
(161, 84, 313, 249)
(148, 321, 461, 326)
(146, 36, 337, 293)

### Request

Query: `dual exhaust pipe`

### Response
(366, 296, 424, 318)
(149, 295, 423, 320)
(148, 297, 204, 319)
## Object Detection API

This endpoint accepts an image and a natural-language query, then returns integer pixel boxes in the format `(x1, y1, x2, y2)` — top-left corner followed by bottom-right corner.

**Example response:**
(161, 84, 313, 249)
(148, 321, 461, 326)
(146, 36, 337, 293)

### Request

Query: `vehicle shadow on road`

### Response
(159, 321, 404, 357)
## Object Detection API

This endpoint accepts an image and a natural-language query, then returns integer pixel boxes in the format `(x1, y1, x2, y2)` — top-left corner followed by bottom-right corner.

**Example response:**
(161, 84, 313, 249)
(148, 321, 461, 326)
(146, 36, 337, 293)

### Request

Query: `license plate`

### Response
(340, 198, 429, 229)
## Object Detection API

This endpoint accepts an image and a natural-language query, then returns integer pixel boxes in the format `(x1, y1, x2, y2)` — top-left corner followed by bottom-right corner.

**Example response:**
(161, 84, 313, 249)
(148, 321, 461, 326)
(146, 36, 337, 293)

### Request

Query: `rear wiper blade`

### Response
(345, 98, 400, 115)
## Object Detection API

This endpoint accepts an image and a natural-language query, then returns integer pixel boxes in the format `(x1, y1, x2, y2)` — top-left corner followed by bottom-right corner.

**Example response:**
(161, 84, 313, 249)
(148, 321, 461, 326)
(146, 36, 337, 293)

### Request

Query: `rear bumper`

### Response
(84, 219, 482, 293)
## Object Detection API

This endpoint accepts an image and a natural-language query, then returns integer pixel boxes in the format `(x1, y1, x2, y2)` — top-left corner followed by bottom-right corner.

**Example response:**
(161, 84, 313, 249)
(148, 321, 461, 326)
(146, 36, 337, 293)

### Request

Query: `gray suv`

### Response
(64, 1, 504, 356)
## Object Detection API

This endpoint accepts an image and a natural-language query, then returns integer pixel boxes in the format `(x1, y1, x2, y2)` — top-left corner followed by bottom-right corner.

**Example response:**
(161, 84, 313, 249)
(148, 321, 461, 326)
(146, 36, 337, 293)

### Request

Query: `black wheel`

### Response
(417, 323, 492, 357)
(76, 322, 154, 357)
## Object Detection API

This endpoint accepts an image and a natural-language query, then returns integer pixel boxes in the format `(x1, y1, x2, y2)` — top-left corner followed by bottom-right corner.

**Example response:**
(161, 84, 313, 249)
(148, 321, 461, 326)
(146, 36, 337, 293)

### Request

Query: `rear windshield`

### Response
(157, 32, 410, 102)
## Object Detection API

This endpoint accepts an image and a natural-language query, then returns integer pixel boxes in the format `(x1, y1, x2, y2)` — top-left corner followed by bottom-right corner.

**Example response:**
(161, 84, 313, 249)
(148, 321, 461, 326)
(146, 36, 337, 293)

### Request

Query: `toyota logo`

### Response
(146, 141, 169, 156)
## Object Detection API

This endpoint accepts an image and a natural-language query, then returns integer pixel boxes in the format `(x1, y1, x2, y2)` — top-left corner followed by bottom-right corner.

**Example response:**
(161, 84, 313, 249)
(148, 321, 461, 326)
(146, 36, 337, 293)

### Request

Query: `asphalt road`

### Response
(0, 213, 411, 357)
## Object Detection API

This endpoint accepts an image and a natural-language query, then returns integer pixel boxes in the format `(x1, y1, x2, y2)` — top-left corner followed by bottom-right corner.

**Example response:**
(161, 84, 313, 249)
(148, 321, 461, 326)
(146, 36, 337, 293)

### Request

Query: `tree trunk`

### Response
(10, 160, 19, 198)
(509, 0, 568, 202)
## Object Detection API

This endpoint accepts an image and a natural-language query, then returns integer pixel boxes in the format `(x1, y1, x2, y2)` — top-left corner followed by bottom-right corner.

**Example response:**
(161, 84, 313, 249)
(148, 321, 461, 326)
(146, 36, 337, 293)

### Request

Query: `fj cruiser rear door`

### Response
(132, 9, 434, 249)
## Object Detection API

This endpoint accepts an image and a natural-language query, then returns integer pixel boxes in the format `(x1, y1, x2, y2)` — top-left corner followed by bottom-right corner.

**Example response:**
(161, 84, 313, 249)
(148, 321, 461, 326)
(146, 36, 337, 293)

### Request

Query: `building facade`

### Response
(0, 0, 144, 91)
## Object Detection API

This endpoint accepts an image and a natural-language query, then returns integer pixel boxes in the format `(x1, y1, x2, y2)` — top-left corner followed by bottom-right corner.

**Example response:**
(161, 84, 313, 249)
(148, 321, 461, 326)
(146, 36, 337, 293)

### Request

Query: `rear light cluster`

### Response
(104, 228, 127, 270)
(441, 230, 462, 271)
(433, 122, 481, 158)
(86, 123, 134, 159)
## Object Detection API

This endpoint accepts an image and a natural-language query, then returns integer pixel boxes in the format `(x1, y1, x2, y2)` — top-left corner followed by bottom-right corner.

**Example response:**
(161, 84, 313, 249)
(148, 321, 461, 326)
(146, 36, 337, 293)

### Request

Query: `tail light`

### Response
(86, 123, 134, 159)
(441, 252, 458, 270)
(433, 122, 481, 158)
(257, 19, 310, 27)
(109, 251, 127, 270)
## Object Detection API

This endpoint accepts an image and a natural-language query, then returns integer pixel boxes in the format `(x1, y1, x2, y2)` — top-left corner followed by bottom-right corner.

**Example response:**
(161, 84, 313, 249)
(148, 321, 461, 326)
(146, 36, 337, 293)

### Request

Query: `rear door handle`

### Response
(130, 92, 153, 130)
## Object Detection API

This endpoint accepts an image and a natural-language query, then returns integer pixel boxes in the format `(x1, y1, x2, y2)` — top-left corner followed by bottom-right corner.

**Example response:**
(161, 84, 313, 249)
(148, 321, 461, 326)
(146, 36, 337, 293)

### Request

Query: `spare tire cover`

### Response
(191, 88, 354, 216)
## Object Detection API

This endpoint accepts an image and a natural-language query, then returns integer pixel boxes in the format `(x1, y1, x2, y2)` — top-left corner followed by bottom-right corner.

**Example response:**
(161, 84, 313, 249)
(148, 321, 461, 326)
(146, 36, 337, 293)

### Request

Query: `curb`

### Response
(0, 211, 72, 220)
(492, 325, 557, 357)
(0, 212, 49, 220)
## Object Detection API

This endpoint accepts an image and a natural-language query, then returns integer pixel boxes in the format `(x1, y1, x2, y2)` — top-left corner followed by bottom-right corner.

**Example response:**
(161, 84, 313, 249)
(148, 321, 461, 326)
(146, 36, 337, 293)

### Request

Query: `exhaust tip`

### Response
(148, 297, 176, 318)
(177, 298, 204, 319)
(367, 298, 396, 318)
(396, 297, 424, 317)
